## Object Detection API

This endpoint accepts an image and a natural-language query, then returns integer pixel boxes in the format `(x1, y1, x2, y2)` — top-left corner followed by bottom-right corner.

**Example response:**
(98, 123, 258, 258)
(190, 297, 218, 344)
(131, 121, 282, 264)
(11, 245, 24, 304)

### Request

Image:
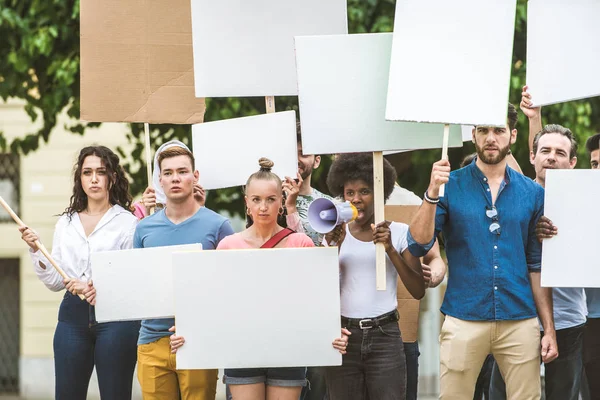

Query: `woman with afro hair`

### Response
(323, 152, 425, 400)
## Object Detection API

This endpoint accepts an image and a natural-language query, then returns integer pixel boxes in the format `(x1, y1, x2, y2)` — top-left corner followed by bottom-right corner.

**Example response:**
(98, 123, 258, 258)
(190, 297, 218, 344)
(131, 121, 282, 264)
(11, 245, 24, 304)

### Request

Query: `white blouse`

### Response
(29, 205, 138, 292)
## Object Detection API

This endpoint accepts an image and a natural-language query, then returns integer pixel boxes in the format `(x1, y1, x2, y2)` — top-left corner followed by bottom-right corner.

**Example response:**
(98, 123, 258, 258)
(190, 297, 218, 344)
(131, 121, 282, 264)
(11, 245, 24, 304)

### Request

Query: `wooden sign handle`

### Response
(373, 152, 386, 291)
(0, 195, 86, 300)
(144, 123, 155, 214)
(265, 96, 275, 114)
(439, 124, 450, 197)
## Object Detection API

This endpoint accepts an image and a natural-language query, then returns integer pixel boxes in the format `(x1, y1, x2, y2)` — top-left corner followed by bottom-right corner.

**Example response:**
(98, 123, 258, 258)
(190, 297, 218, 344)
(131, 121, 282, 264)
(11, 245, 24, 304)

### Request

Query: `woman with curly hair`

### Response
(19, 145, 140, 399)
(323, 152, 425, 400)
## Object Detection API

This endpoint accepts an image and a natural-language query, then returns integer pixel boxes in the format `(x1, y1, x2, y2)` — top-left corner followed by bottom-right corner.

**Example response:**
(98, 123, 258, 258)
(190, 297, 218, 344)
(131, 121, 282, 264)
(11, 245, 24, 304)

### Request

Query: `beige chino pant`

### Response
(439, 316, 541, 400)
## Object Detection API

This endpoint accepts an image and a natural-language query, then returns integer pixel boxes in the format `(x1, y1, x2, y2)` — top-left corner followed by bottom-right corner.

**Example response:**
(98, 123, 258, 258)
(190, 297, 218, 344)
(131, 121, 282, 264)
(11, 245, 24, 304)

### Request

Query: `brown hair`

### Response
(63, 146, 132, 219)
(158, 147, 195, 171)
(244, 157, 282, 193)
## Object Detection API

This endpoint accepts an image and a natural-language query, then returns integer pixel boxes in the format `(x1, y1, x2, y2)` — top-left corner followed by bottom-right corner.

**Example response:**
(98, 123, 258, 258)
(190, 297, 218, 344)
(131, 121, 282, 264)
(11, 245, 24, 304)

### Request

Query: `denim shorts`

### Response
(224, 367, 307, 387)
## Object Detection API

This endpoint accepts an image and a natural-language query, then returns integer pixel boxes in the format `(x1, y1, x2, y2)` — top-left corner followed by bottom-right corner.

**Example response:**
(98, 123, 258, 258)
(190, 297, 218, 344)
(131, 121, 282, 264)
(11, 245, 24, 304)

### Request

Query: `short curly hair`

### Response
(326, 153, 397, 201)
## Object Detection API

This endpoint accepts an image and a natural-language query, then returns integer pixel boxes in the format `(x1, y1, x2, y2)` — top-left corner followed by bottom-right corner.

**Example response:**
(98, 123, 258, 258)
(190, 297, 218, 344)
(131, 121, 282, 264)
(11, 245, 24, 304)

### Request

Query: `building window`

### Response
(0, 154, 20, 223)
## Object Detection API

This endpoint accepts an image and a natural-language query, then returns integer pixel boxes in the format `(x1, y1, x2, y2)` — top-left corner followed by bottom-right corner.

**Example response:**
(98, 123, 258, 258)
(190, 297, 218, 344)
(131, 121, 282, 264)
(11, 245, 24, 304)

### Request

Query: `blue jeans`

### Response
(403, 341, 419, 400)
(489, 324, 584, 400)
(326, 321, 406, 400)
(54, 292, 140, 400)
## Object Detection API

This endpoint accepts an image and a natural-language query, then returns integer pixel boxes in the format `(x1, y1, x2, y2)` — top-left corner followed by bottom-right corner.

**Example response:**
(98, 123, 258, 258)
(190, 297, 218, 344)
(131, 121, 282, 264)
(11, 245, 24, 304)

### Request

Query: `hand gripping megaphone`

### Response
(308, 198, 358, 234)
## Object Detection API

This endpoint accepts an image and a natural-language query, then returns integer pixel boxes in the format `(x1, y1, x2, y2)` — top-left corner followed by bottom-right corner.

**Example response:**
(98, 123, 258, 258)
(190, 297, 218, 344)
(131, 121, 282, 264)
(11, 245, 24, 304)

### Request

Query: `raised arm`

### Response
(521, 85, 543, 153)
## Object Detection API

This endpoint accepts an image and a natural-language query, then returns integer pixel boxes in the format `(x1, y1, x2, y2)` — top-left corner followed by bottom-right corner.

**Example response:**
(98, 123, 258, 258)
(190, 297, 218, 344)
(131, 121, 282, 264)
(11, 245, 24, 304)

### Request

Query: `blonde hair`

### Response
(244, 157, 282, 193)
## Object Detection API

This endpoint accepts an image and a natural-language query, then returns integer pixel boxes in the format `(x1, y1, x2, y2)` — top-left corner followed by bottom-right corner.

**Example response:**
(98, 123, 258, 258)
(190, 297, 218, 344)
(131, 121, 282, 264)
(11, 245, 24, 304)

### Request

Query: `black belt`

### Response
(341, 309, 399, 330)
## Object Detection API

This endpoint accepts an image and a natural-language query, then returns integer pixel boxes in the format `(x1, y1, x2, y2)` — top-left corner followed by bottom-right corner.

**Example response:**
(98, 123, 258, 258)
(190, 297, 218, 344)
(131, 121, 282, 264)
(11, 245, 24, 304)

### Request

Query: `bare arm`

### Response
(506, 154, 523, 174)
(521, 85, 543, 153)
(423, 240, 446, 288)
(374, 222, 425, 299)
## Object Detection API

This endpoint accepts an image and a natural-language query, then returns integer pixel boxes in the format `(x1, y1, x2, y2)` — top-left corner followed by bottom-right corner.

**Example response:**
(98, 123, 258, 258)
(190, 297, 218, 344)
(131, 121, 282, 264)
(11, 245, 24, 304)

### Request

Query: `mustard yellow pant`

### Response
(439, 316, 541, 400)
(137, 337, 218, 400)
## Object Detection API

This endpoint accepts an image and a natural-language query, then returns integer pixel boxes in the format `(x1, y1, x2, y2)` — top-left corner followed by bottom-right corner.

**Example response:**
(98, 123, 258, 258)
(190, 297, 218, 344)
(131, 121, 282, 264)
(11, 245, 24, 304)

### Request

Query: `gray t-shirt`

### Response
(296, 188, 332, 246)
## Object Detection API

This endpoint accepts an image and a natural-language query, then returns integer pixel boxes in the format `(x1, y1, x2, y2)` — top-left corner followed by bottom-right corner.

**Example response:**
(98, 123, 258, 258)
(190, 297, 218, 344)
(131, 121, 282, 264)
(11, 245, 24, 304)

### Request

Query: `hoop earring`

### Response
(246, 207, 251, 216)
(278, 207, 285, 216)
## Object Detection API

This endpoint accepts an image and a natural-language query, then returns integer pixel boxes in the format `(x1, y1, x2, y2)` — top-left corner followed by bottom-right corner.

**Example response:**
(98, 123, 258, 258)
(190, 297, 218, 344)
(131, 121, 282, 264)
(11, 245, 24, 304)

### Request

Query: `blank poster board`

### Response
(295, 33, 462, 155)
(385, 205, 421, 343)
(541, 170, 600, 288)
(527, 0, 600, 107)
(461, 125, 474, 142)
(192, 111, 298, 190)
(173, 247, 342, 369)
(93, 244, 202, 322)
(80, 0, 206, 123)
(385, 0, 517, 127)
(190, 0, 347, 97)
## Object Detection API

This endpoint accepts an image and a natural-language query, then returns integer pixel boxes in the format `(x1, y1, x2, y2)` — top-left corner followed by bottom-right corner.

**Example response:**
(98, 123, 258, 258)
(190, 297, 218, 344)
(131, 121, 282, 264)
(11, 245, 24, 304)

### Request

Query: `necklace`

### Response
(82, 206, 110, 217)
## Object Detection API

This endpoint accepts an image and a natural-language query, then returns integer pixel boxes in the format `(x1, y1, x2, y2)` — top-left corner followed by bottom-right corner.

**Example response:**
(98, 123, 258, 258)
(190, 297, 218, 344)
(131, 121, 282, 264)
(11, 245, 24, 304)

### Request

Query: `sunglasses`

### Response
(485, 206, 501, 235)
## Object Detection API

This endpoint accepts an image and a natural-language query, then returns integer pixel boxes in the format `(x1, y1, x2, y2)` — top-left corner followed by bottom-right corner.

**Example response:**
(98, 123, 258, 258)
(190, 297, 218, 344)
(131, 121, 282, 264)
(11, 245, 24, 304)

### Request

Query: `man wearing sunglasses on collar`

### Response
(407, 103, 557, 400)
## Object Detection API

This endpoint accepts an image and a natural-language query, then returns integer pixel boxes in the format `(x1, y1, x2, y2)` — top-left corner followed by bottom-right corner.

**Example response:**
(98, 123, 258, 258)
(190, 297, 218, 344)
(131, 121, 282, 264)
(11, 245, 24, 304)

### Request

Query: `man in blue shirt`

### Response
(135, 147, 234, 400)
(407, 104, 557, 399)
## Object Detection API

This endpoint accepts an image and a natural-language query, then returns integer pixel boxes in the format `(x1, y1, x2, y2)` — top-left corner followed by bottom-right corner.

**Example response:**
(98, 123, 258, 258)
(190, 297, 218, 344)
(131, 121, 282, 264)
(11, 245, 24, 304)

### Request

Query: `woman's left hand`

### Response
(64, 278, 88, 296)
(82, 280, 96, 305)
(372, 221, 394, 253)
(332, 328, 351, 354)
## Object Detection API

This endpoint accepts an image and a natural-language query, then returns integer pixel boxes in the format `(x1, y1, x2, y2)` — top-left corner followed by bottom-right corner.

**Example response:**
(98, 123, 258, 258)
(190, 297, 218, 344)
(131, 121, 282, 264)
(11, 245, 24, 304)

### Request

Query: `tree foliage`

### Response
(1, 0, 599, 217)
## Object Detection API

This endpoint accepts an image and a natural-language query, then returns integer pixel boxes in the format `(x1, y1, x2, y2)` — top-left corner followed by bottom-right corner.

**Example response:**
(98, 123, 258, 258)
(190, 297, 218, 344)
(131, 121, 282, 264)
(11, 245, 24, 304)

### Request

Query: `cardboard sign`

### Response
(80, 0, 206, 123)
(385, 205, 421, 342)
(190, 0, 347, 97)
(192, 111, 298, 190)
(92, 244, 202, 322)
(527, 0, 600, 106)
(541, 170, 600, 288)
(385, 0, 517, 127)
(173, 247, 342, 369)
(295, 33, 462, 155)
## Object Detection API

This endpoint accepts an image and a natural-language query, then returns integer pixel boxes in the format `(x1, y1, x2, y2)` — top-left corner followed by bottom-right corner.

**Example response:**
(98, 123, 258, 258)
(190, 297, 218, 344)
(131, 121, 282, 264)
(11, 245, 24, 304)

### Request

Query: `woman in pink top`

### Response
(170, 158, 349, 400)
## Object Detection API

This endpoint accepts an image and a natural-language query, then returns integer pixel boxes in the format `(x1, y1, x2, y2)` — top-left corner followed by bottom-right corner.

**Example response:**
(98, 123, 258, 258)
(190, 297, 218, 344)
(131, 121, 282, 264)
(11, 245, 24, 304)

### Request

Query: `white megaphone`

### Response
(308, 198, 358, 234)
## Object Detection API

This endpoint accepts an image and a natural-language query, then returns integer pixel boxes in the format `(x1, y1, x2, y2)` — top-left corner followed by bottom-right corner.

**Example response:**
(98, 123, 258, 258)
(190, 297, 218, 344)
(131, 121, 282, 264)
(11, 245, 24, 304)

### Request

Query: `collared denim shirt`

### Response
(408, 160, 544, 321)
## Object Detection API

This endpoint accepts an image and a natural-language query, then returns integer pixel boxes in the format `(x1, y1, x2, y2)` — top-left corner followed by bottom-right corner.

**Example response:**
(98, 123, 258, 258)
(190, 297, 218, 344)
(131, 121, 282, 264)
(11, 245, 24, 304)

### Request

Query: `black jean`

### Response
(54, 292, 140, 400)
(326, 321, 406, 400)
(584, 318, 600, 398)
(403, 341, 420, 400)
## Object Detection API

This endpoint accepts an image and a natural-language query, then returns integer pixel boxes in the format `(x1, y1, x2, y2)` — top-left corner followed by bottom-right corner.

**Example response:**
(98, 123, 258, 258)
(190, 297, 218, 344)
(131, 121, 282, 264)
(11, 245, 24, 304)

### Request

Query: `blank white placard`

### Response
(173, 247, 342, 369)
(93, 244, 202, 322)
(191, 0, 347, 97)
(192, 111, 298, 190)
(385, 0, 517, 127)
(295, 33, 462, 155)
(527, 0, 600, 107)
(461, 125, 474, 142)
(541, 170, 600, 288)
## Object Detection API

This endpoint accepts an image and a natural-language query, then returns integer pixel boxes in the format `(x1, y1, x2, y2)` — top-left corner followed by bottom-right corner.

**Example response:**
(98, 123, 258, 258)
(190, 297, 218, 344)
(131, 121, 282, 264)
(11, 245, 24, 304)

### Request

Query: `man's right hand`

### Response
(427, 160, 451, 199)
(536, 216, 557, 242)
(520, 85, 541, 120)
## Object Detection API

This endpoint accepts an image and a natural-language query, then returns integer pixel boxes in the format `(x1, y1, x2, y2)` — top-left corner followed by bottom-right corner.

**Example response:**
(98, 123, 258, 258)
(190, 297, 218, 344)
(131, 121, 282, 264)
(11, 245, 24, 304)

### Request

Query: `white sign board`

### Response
(174, 247, 342, 369)
(527, 0, 600, 107)
(542, 170, 600, 288)
(192, 111, 298, 190)
(191, 0, 347, 97)
(385, 0, 517, 127)
(93, 244, 202, 322)
(295, 33, 463, 155)
(461, 125, 474, 142)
